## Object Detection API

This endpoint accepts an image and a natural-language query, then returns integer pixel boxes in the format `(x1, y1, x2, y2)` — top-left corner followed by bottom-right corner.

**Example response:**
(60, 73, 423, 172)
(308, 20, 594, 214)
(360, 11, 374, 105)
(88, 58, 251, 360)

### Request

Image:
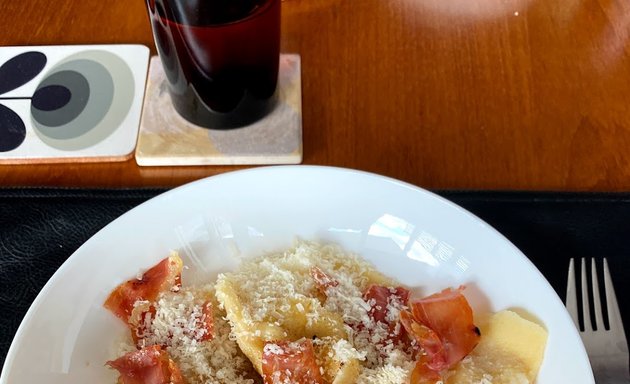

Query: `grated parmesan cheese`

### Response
(215, 240, 415, 383)
(331, 339, 366, 363)
(356, 364, 413, 384)
(122, 284, 259, 384)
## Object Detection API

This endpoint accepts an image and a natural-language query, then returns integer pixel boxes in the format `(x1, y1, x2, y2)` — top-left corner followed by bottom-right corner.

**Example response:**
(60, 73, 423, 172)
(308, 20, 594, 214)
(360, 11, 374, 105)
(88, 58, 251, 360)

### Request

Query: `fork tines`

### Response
(566, 258, 626, 333)
(565, 257, 630, 381)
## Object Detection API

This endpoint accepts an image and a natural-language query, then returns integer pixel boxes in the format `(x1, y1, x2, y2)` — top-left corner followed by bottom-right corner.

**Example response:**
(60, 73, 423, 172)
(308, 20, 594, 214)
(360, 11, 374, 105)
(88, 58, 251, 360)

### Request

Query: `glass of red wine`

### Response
(146, 0, 281, 129)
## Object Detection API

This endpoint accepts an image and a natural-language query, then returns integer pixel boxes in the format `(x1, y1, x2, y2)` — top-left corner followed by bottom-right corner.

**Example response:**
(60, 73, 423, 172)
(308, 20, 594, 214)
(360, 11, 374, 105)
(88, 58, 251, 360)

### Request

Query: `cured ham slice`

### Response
(104, 255, 183, 322)
(261, 339, 325, 384)
(106, 345, 184, 384)
(402, 287, 481, 381)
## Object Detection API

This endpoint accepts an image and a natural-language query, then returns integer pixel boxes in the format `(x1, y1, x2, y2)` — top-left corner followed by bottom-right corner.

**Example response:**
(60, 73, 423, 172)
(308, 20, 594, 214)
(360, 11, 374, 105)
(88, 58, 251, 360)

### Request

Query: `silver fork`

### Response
(566, 258, 630, 383)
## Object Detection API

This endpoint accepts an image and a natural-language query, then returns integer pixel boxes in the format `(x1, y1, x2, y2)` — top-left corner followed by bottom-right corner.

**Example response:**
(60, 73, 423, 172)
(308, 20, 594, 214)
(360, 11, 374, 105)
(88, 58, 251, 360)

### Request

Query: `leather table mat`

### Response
(1, 188, 629, 370)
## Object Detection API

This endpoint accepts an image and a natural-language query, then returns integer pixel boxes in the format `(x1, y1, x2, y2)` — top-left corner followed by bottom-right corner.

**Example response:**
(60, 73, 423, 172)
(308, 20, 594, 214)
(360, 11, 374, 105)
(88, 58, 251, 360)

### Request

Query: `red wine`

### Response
(148, 0, 281, 128)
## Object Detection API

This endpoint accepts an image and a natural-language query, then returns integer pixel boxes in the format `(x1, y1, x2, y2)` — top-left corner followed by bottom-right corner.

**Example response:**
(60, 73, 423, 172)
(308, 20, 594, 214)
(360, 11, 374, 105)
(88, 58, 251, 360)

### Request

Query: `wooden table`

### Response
(1, 0, 629, 190)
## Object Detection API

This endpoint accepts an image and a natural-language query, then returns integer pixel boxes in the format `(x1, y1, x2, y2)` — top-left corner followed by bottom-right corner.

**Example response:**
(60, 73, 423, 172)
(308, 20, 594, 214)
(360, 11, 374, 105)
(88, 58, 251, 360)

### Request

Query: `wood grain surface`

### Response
(1, 0, 629, 190)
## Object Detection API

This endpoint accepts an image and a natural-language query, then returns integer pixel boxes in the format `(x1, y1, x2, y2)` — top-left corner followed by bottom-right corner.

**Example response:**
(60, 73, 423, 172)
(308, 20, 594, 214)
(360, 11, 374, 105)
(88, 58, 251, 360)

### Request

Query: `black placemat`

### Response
(1, 188, 629, 372)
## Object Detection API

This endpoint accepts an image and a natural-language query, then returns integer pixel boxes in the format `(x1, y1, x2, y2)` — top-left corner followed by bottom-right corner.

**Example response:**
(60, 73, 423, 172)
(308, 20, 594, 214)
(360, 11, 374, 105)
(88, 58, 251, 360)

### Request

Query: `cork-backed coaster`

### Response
(135, 54, 302, 166)
(0, 45, 150, 163)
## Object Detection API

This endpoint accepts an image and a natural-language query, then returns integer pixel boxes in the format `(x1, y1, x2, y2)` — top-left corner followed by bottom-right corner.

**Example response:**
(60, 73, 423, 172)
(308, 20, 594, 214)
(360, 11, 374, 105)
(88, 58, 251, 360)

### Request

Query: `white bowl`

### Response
(0, 166, 593, 383)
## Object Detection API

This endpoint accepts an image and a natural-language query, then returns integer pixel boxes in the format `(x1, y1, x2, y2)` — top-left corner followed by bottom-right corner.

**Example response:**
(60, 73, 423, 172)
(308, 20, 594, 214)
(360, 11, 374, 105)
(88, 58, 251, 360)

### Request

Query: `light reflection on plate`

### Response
(0, 166, 593, 383)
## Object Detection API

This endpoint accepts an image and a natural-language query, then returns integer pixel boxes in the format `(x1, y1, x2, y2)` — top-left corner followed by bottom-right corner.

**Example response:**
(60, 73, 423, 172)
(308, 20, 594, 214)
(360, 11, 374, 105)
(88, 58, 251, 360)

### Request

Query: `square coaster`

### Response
(0, 44, 150, 163)
(135, 54, 303, 166)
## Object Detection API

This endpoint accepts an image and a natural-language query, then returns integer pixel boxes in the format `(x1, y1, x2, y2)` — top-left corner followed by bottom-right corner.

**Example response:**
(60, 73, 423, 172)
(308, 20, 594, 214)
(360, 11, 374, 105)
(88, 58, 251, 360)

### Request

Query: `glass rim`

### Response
(181, 0, 280, 28)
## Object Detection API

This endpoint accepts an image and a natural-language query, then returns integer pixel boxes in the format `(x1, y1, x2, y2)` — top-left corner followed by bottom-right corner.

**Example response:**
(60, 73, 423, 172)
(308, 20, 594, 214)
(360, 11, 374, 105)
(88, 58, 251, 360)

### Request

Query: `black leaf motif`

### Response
(0, 104, 26, 152)
(0, 51, 47, 95)
(32, 85, 72, 111)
